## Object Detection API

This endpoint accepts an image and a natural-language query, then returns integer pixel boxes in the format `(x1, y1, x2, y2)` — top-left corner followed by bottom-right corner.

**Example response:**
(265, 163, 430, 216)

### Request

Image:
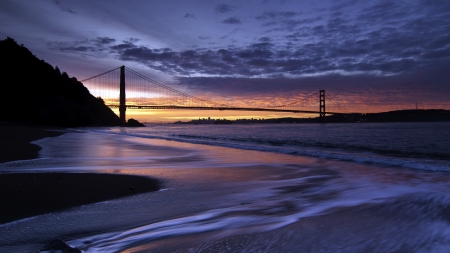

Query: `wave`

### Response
(69, 192, 450, 252)
(175, 134, 450, 160)
(90, 128, 450, 173)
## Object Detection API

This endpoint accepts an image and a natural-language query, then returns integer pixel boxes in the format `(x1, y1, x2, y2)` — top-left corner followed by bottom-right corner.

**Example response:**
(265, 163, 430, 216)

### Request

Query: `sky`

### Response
(1, 0, 450, 122)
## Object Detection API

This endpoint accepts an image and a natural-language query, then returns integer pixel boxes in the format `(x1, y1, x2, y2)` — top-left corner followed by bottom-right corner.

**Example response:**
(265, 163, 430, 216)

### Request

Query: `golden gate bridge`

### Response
(81, 66, 350, 122)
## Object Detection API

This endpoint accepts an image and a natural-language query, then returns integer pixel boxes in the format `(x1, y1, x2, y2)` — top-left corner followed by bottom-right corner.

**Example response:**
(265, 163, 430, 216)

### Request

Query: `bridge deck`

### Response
(106, 105, 342, 115)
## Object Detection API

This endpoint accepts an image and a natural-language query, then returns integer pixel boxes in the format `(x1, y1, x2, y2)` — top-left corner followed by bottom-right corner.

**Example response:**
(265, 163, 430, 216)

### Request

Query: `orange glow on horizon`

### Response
(84, 71, 450, 120)
(86, 80, 450, 123)
(110, 108, 320, 123)
(111, 97, 450, 123)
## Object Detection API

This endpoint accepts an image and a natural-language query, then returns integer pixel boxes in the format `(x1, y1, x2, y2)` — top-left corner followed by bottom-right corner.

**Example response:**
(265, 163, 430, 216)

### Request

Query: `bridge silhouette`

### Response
(81, 66, 350, 122)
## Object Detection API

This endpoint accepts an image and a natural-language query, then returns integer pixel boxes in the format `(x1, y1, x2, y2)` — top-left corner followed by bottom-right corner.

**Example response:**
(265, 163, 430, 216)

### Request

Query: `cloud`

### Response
(174, 62, 450, 110)
(46, 0, 450, 90)
(52, 0, 76, 14)
(49, 1, 450, 81)
(111, 42, 136, 50)
(221, 17, 242, 24)
(25, 0, 449, 111)
(125, 38, 140, 43)
(105, 15, 450, 79)
(62, 46, 95, 52)
(259, 37, 272, 42)
(40, 1, 450, 111)
(47, 37, 117, 55)
(93, 37, 116, 45)
(215, 4, 236, 13)
(113, 28, 444, 77)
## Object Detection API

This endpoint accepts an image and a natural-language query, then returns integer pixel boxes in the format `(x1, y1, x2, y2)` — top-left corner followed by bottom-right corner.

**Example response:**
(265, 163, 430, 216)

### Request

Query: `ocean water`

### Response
(1, 122, 450, 252)
(104, 122, 450, 172)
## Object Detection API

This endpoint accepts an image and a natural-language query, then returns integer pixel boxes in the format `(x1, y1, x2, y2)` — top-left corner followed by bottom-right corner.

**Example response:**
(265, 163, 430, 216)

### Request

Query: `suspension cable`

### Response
(80, 66, 122, 82)
(125, 67, 231, 107)
(326, 91, 351, 113)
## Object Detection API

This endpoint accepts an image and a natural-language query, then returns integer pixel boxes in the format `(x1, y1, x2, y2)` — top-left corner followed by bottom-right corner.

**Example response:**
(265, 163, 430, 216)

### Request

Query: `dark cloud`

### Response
(61, 46, 95, 52)
(184, 13, 195, 18)
(109, 22, 450, 78)
(215, 4, 236, 14)
(249, 42, 274, 49)
(111, 42, 136, 50)
(258, 37, 272, 42)
(198, 36, 212, 40)
(52, 0, 76, 14)
(421, 48, 450, 59)
(47, 37, 119, 55)
(126, 38, 140, 43)
(93, 37, 116, 45)
(221, 17, 242, 24)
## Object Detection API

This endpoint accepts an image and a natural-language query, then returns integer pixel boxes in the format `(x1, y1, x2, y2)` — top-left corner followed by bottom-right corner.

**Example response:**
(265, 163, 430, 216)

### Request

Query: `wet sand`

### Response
(0, 124, 66, 163)
(0, 125, 161, 224)
(0, 172, 160, 224)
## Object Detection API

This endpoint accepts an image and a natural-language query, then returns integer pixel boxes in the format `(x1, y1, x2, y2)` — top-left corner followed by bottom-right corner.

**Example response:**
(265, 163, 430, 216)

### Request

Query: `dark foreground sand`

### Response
(0, 125, 161, 224)
(0, 172, 160, 224)
(0, 125, 66, 163)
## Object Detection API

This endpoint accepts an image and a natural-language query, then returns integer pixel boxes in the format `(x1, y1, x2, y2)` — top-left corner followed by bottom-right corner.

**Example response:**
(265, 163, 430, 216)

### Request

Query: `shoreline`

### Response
(0, 125, 161, 224)
(2, 124, 450, 252)
(0, 124, 67, 163)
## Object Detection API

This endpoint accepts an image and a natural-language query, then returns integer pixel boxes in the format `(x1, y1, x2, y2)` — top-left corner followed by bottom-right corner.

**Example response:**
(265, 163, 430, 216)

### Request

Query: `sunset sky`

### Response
(1, 0, 449, 122)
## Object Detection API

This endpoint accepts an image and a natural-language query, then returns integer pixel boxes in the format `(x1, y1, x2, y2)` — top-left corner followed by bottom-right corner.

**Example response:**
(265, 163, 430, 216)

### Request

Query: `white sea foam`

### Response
(70, 183, 441, 252)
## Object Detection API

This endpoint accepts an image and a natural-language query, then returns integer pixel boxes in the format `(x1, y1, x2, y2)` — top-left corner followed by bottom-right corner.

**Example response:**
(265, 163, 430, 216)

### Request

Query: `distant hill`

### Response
(175, 109, 450, 124)
(374, 109, 450, 122)
(0, 37, 122, 127)
(326, 109, 450, 123)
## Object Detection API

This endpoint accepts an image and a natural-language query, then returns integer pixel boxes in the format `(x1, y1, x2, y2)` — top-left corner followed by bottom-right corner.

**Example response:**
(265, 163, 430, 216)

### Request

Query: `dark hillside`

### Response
(0, 37, 122, 126)
(365, 109, 450, 122)
(325, 109, 450, 123)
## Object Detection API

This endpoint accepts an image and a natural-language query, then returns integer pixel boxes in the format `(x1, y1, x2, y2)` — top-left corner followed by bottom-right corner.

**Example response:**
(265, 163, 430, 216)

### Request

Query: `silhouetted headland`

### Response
(0, 37, 144, 127)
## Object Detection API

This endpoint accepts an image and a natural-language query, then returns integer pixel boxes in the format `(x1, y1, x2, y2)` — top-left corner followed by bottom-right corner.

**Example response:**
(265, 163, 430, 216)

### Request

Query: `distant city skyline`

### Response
(1, 0, 449, 122)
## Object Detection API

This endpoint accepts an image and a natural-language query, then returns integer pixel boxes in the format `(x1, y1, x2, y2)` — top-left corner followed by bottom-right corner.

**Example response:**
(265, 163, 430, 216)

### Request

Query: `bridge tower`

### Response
(119, 66, 126, 123)
(319, 90, 325, 118)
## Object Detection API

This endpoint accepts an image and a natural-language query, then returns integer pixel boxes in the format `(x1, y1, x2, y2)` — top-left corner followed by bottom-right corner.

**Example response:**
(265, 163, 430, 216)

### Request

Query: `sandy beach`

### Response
(2, 124, 450, 252)
(0, 125, 161, 225)
(0, 124, 66, 163)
